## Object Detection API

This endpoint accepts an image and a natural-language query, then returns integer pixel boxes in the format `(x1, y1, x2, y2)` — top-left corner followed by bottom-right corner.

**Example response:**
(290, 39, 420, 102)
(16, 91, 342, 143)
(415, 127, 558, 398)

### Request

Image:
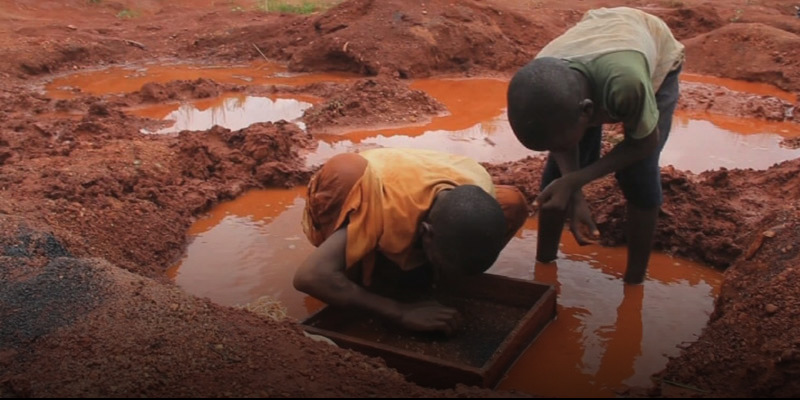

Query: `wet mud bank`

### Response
(0, 217, 491, 398)
(0, 106, 314, 279)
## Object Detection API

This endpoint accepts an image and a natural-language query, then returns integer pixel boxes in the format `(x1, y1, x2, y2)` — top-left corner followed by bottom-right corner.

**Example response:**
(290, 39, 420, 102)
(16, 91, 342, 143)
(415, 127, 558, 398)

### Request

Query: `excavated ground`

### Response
(1, 0, 800, 397)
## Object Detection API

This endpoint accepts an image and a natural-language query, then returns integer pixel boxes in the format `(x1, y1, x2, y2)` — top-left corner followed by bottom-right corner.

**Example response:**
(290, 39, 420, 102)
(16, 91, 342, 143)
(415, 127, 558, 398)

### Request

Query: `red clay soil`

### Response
(683, 22, 800, 92)
(678, 81, 799, 122)
(123, 78, 243, 104)
(782, 137, 800, 149)
(302, 77, 446, 134)
(1, 0, 800, 398)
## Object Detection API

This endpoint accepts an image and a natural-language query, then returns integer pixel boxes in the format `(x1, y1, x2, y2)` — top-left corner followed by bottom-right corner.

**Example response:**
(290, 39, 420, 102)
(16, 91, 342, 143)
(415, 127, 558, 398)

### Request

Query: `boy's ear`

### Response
(579, 98, 594, 119)
(420, 221, 433, 237)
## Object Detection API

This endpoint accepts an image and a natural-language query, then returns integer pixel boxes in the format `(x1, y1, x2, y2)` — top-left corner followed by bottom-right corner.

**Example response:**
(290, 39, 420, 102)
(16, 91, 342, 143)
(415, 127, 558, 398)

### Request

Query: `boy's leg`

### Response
(623, 206, 659, 283)
(616, 66, 681, 284)
(538, 126, 602, 262)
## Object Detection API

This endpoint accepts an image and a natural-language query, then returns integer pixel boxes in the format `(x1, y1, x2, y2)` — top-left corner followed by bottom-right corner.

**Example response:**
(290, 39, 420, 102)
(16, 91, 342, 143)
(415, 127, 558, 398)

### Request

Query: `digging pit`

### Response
(40, 60, 795, 397)
(2, 0, 800, 398)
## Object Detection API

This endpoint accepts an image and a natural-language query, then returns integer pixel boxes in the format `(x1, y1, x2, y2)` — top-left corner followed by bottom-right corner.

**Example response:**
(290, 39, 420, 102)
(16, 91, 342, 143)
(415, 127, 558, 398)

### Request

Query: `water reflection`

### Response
(662, 112, 800, 173)
(492, 219, 721, 397)
(133, 95, 312, 134)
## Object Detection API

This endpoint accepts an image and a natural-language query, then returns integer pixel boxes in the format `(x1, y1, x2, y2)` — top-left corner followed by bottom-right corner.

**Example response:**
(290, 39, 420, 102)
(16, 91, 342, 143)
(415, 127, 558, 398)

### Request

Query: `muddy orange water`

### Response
(168, 188, 722, 397)
(45, 61, 353, 99)
(681, 72, 798, 103)
(492, 217, 721, 397)
(129, 87, 800, 171)
(46, 63, 800, 171)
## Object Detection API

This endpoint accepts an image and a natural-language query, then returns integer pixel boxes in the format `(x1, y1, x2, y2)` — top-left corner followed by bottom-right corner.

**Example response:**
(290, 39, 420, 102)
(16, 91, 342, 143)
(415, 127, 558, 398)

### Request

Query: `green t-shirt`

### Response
(569, 50, 659, 139)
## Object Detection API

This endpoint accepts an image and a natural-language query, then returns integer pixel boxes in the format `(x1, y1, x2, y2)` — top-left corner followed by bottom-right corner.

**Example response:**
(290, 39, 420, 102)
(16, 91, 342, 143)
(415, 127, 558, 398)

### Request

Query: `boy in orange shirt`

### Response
(294, 148, 528, 335)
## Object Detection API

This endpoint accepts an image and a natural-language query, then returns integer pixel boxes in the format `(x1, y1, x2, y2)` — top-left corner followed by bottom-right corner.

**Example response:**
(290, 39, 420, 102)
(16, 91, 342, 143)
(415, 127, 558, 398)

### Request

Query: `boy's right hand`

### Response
(568, 194, 600, 245)
(535, 176, 574, 212)
(397, 301, 462, 336)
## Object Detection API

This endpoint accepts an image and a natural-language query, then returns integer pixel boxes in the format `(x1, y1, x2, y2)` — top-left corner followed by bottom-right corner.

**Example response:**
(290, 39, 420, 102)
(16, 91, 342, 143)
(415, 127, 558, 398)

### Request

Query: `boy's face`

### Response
(420, 225, 465, 286)
(529, 118, 589, 152)
(553, 119, 590, 151)
(420, 222, 494, 288)
(517, 96, 594, 152)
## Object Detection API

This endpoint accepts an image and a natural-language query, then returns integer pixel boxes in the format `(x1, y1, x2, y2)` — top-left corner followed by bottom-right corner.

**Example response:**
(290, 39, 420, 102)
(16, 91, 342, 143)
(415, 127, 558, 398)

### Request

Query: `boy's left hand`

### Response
(568, 194, 600, 245)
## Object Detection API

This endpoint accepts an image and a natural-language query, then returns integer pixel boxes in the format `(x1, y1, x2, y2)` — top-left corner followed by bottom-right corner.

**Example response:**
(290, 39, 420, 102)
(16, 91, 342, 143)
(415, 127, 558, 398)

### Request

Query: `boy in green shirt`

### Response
(506, 7, 684, 284)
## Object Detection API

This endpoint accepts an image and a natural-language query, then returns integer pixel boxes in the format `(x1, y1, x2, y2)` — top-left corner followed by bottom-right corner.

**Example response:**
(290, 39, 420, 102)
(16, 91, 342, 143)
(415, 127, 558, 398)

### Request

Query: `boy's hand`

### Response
(397, 301, 462, 336)
(535, 176, 575, 212)
(568, 194, 599, 245)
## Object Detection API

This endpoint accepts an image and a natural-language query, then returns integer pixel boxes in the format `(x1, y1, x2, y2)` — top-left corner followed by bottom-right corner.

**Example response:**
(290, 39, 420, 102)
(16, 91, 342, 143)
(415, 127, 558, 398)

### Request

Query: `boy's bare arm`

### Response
(534, 147, 579, 211)
(540, 127, 659, 209)
(571, 127, 659, 187)
(293, 226, 461, 335)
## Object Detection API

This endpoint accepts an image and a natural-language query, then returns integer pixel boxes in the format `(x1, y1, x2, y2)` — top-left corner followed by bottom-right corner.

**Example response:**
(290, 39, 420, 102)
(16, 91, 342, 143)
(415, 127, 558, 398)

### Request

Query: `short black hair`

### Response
(428, 185, 506, 275)
(507, 57, 583, 150)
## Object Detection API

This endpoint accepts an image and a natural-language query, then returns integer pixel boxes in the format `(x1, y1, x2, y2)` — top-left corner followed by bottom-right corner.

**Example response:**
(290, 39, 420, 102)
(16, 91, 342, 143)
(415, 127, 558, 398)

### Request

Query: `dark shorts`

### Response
(541, 65, 682, 208)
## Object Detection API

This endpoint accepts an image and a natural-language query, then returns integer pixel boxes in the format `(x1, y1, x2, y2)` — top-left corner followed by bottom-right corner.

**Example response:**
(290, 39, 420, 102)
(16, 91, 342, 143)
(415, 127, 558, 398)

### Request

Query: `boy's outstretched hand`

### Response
(535, 177, 599, 246)
(397, 301, 462, 336)
(535, 176, 575, 212)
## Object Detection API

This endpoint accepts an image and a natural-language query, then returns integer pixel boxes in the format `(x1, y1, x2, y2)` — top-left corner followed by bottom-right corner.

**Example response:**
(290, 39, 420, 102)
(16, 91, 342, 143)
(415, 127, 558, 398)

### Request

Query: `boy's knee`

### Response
(615, 167, 663, 209)
(495, 185, 530, 241)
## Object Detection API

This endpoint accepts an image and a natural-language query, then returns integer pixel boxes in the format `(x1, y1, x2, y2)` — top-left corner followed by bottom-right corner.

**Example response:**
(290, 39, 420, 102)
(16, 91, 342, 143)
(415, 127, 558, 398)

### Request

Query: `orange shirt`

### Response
(331, 148, 496, 286)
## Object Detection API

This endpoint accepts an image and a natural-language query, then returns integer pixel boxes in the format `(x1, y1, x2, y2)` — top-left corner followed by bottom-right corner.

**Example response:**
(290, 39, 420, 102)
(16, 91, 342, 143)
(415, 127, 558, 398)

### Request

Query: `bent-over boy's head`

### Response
(421, 185, 506, 284)
(507, 57, 594, 151)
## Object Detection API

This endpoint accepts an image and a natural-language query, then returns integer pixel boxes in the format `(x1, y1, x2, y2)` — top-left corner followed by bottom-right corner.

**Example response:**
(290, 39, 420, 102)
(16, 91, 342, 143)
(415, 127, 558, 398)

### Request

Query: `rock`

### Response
(765, 303, 779, 314)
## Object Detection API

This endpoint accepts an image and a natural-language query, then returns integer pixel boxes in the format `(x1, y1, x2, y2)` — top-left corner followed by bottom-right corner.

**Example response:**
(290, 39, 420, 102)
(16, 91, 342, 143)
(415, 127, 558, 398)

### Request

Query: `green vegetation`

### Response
(730, 8, 744, 22)
(116, 8, 141, 19)
(256, 0, 325, 14)
(228, 0, 245, 12)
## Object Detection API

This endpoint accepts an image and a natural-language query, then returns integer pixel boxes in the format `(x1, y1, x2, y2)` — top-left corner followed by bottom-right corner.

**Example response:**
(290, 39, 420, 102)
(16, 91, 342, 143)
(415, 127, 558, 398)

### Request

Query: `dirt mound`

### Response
(0, 106, 315, 278)
(645, 4, 726, 41)
(733, 4, 800, 36)
(178, 122, 314, 188)
(12, 38, 135, 78)
(679, 81, 799, 122)
(684, 22, 800, 92)
(123, 78, 243, 104)
(302, 78, 446, 133)
(245, 81, 349, 101)
(659, 207, 800, 397)
(487, 155, 800, 271)
(781, 137, 800, 149)
(195, 0, 577, 78)
(0, 215, 508, 398)
(485, 158, 744, 269)
(0, 95, 146, 162)
(288, 0, 575, 77)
